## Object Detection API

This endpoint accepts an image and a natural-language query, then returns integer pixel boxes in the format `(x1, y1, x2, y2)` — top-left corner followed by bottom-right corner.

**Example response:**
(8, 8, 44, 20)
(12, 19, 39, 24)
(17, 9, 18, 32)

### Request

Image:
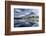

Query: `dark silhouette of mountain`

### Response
(14, 12, 38, 18)
(30, 12, 36, 15)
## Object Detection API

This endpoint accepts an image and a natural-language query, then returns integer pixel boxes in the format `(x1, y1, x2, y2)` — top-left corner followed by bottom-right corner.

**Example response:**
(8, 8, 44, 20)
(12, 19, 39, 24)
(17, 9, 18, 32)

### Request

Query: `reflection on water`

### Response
(14, 19, 39, 27)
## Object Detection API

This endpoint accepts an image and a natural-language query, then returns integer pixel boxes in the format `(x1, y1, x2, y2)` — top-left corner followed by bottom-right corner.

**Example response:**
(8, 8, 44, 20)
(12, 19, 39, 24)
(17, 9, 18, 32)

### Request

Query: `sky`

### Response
(14, 8, 39, 18)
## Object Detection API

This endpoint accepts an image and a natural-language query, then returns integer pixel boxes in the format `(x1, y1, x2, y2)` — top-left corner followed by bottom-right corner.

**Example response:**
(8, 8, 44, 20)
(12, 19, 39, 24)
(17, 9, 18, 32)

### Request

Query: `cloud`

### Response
(14, 8, 39, 18)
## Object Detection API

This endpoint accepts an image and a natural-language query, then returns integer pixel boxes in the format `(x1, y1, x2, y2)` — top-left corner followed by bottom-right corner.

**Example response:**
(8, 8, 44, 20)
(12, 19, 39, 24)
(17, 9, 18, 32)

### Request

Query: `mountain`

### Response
(14, 8, 39, 18)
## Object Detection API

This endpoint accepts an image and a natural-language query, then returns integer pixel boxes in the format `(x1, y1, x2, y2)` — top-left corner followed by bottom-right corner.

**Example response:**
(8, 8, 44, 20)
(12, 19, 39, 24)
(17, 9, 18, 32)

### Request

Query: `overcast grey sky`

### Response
(14, 8, 39, 18)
